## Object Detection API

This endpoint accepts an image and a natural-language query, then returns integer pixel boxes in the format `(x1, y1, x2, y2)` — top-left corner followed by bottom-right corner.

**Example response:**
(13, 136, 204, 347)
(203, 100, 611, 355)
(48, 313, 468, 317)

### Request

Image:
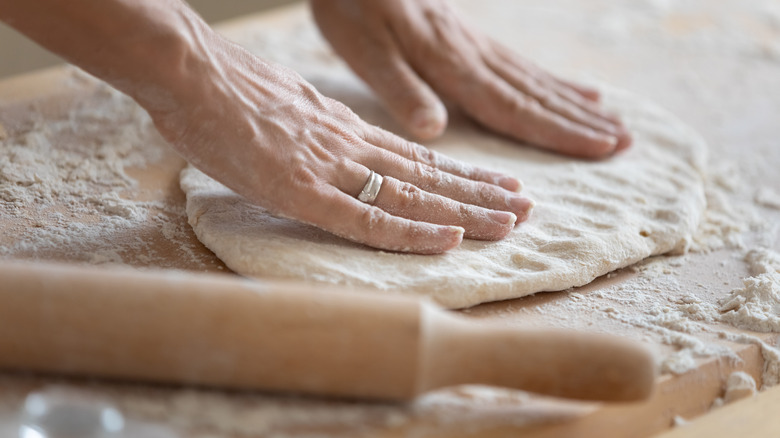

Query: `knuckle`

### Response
(326, 99, 359, 120)
(396, 182, 425, 210)
(412, 161, 444, 188)
(535, 90, 555, 107)
(483, 76, 506, 97)
(525, 98, 545, 116)
(297, 80, 320, 100)
(476, 182, 499, 203)
(508, 94, 533, 115)
(410, 144, 437, 165)
(357, 207, 389, 232)
(457, 202, 475, 220)
(288, 161, 318, 188)
(334, 156, 352, 173)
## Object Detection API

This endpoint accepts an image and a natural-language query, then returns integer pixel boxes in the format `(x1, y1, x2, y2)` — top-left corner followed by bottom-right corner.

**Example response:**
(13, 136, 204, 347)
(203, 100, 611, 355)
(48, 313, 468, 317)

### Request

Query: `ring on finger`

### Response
(358, 170, 384, 205)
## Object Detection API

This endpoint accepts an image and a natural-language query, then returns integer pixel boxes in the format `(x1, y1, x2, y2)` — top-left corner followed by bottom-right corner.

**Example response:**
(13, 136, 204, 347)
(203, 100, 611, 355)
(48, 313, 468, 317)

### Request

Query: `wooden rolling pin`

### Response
(0, 261, 656, 402)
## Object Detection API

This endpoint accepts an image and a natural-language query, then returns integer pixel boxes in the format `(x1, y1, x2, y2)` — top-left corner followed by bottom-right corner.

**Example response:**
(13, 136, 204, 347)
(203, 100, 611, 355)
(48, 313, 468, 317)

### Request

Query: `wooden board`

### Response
(656, 384, 780, 438)
(1, 0, 779, 436)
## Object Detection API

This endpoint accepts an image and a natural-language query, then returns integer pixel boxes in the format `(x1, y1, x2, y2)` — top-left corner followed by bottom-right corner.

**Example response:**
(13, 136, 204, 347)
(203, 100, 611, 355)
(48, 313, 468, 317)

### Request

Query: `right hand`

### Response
(149, 33, 534, 254)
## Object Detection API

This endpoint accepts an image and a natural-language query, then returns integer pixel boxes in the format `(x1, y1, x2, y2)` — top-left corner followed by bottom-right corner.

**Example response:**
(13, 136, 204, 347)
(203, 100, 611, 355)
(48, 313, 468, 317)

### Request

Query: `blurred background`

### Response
(0, 0, 298, 79)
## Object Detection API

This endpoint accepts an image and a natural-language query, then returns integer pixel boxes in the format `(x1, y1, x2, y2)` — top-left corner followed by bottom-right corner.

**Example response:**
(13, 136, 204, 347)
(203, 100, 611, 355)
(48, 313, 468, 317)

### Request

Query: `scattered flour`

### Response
(690, 186, 744, 250)
(0, 0, 778, 435)
(745, 248, 780, 276)
(715, 249, 780, 382)
(0, 69, 215, 269)
(672, 415, 689, 427)
(627, 250, 780, 387)
(719, 272, 780, 333)
(715, 330, 780, 388)
(755, 188, 780, 210)
(722, 371, 758, 404)
(625, 250, 780, 386)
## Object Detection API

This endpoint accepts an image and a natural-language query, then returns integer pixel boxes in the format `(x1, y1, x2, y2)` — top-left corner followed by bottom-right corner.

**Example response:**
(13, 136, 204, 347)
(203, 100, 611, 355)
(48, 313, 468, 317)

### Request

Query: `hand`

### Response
(0, 0, 533, 254)
(311, 0, 632, 157)
(150, 34, 533, 254)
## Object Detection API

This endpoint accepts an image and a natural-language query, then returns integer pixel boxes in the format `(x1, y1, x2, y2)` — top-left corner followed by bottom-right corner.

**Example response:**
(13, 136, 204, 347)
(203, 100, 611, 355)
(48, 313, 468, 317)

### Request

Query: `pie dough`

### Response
(181, 71, 706, 309)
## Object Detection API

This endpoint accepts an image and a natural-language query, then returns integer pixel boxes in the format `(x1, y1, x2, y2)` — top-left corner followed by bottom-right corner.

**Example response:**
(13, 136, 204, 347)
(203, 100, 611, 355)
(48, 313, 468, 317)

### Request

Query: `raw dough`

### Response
(181, 79, 706, 309)
(180, 24, 707, 309)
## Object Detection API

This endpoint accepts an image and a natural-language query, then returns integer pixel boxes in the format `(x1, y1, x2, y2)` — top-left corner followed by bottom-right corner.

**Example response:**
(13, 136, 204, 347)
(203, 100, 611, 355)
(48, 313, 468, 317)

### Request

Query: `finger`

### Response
(492, 42, 601, 102)
(455, 69, 619, 158)
(370, 175, 517, 241)
(552, 77, 601, 102)
(335, 164, 517, 240)
(489, 44, 633, 151)
(293, 183, 464, 254)
(362, 126, 523, 192)
(358, 142, 534, 222)
(334, 32, 448, 140)
(544, 81, 633, 151)
(490, 61, 622, 137)
(490, 44, 617, 123)
(539, 77, 633, 151)
(485, 54, 622, 135)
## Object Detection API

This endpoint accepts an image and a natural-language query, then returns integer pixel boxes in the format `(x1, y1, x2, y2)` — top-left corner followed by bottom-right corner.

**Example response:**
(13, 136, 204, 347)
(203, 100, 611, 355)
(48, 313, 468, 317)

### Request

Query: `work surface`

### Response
(1, 0, 779, 436)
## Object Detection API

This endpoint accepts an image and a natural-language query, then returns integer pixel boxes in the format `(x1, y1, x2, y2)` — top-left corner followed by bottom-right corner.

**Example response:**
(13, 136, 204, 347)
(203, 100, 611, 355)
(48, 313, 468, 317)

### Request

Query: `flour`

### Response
(570, 245, 780, 386)
(719, 249, 780, 333)
(0, 70, 215, 270)
(755, 188, 780, 210)
(589, 0, 780, 61)
(181, 27, 708, 309)
(719, 275, 780, 332)
(745, 248, 780, 276)
(689, 170, 756, 252)
(1, 0, 779, 435)
(611, 250, 780, 387)
(714, 249, 780, 387)
(715, 331, 780, 388)
(611, 302, 734, 375)
(722, 371, 758, 404)
(1, 82, 149, 258)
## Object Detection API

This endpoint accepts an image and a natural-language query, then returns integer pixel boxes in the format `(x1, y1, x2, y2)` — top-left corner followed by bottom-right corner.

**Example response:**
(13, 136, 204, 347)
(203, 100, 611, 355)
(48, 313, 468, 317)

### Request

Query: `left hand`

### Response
(311, 0, 632, 158)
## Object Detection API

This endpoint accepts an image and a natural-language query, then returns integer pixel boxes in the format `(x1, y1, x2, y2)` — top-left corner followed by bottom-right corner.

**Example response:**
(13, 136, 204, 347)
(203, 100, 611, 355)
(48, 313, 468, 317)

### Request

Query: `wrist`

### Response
(112, 11, 222, 115)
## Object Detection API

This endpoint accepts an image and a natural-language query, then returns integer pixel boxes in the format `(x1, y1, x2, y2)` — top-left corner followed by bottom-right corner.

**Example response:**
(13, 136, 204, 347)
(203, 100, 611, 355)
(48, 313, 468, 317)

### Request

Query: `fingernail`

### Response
(489, 210, 517, 226)
(617, 130, 633, 150)
(600, 135, 619, 155)
(498, 176, 523, 192)
(509, 196, 535, 221)
(410, 104, 447, 138)
(442, 225, 465, 241)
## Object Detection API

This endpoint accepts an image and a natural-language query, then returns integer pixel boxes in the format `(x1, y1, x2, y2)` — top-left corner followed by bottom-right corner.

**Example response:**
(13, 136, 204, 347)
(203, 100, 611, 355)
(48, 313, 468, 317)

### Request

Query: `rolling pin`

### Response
(0, 261, 656, 402)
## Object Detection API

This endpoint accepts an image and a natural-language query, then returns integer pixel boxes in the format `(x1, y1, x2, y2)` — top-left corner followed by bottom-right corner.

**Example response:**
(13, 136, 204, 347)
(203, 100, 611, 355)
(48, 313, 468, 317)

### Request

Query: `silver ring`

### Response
(357, 170, 383, 204)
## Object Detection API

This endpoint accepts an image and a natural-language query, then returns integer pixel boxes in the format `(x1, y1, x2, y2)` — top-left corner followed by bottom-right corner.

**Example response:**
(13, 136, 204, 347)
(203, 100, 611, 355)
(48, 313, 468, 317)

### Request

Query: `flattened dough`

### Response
(180, 23, 707, 309)
(181, 78, 706, 309)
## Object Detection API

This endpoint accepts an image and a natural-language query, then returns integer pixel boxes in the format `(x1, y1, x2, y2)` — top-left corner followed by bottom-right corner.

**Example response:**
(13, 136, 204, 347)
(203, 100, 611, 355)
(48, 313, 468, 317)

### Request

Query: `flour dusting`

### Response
(722, 371, 757, 404)
(719, 254, 780, 333)
(0, 69, 217, 270)
(755, 188, 780, 210)
(0, 0, 779, 434)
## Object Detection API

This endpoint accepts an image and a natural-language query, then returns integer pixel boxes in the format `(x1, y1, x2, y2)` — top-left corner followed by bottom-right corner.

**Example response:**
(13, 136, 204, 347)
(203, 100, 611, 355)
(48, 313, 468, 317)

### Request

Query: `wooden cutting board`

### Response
(1, 0, 778, 436)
